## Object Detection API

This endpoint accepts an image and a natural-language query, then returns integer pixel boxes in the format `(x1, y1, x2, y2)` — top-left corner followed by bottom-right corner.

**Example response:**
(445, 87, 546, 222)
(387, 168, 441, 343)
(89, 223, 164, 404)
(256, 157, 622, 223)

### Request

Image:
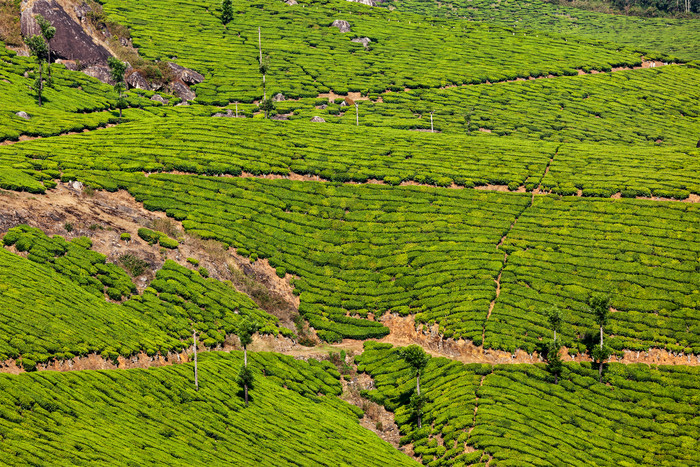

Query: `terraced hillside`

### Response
(1, 0, 699, 464)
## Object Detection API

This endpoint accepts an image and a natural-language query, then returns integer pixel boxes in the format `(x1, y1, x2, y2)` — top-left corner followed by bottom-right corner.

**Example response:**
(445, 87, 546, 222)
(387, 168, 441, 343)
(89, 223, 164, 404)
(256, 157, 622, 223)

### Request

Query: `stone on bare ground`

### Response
(331, 20, 352, 33)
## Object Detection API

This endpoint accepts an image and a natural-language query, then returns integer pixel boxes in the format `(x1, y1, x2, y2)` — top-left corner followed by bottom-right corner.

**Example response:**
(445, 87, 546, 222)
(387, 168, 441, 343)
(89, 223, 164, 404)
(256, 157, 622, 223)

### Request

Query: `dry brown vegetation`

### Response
(0, 0, 22, 46)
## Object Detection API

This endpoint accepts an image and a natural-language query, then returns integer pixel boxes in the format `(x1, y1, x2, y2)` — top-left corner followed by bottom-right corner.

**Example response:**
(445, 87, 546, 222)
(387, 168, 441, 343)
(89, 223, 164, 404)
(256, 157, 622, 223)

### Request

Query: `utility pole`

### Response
(193, 330, 199, 391)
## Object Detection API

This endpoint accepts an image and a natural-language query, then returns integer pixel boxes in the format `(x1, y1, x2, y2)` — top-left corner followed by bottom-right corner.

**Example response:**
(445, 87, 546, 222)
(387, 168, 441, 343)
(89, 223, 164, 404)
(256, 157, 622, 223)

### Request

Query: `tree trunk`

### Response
(244, 383, 249, 407)
(38, 65, 43, 106)
(258, 27, 266, 100)
(47, 45, 51, 79)
(430, 112, 434, 133)
(244, 346, 248, 367)
(193, 331, 199, 391)
(416, 372, 420, 396)
(554, 330, 557, 342)
(355, 103, 359, 126)
(118, 90, 123, 119)
(599, 325, 603, 349)
(598, 361, 603, 382)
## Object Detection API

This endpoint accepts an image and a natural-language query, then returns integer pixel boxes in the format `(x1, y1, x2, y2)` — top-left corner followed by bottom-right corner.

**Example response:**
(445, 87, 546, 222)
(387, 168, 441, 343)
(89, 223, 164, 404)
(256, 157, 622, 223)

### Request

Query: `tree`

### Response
(193, 329, 199, 391)
(107, 56, 127, 119)
(238, 365, 254, 407)
(408, 392, 428, 429)
(546, 307, 563, 342)
(545, 307, 564, 384)
(399, 345, 430, 428)
(35, 15, 55, 80)
(221, 0, 233, 25)
(24, 35, 48, 106)
(258, 27, 270, 99)
(237, 318, 259, 368)
(259, 97, 274, 119)
(546, 341, 563, 384)
(589, 293, 612, 382)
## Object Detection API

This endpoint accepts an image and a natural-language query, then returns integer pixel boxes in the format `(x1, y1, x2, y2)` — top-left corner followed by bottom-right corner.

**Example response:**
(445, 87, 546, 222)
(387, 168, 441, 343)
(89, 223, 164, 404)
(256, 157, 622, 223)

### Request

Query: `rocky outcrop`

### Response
(347, 0, 378, 6)
(150, 94, 169, 105)
(310, 116, 326, 122)
(82, 65, 113, 84)
(126, 70, 148, 90)
(351, 37, 371, 49)
(171, 80, 196, 101)
(21, 0, 111, 65)
(285, 0, 298, 4)
(15, 111, 30, 120)
(273, 92, 286, 102)
(331, 20, 351, 33)
(167, 62, 204, 85)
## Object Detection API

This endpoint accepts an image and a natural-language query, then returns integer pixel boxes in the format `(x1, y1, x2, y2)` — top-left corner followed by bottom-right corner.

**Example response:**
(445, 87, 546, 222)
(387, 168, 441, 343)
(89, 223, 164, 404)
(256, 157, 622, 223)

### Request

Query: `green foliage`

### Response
(0, 226, 280, 364)
(0, 352, 415, 465)
(590, 292, 612, 327)
(399, 345, 430, 375)
(198, 266, 209, 278)
(137, 227, 165, 244)
(237, 318, 259, 348)
(221, 0, 233, 25)
(358, 343, 700, 466)
(119, 232, 131, 241)
(545, 340, 563, 381)
(117, 253, 149, 277)
(158, 236, 179, 249)
(546, 306, 563, 335)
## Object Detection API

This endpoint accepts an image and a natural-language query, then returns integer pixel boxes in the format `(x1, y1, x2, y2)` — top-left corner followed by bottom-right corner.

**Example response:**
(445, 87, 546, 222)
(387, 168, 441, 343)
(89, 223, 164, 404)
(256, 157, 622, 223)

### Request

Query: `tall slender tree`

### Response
(257, 27, 270, 100)
(221, 0, 233, 25)
(107, 57, 127, 119)
(589, 293, 612, 382)
(35, 15, 55, 80)
(193, 329, 199, 391)
(545, 307, 564, 383)
(236, 319, 259, 407)
(24, 35, 48, 106)
(238, 365, 254, 407)
(399, 345, 430, 428)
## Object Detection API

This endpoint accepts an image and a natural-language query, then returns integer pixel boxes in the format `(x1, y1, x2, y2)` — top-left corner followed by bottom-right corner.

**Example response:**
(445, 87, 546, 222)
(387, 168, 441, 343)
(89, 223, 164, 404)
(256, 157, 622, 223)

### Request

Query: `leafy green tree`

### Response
(408, 392, 428, 429)
(107, 56, 128, 119)
(399, 345, 430, 428)
(35, 15, 55, 80)
(546, 341, 563, 384)
(259, 97, 274, 119)
(221, 0, 233, 25)
(589, 293, 612, 382)
(237, 318, 259, 367)
(545, 307, 564, 384)
(546, 306, 563, 342)
(24, 35, 48, 106)
(238, 365, 254, 407)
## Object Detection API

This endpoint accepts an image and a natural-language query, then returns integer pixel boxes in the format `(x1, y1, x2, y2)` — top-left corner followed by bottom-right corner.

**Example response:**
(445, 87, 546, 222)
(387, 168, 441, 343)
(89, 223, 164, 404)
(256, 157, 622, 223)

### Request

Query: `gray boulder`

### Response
(285, 0, 298, 4)
(351, 37, 372, 49)
(331, 20, 351, 33)
(82, 65, 113, 84)
(172, 80, 196, 101)
(151, 94, 169, 105)
(310, 116, 326, 122)
(347, 0, 377, 5)
(273, 92, 286, 102)
(126, 71, 149, 90)
(167, 62, 204, 85)
(16, 111, 30, 120)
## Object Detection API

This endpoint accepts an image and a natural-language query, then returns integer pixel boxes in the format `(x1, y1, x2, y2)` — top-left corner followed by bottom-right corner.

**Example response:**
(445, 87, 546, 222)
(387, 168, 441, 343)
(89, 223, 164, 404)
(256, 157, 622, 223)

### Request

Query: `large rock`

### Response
(21, 0, 111, 65)
(310, 116, 326, 123)
(351, 37, 371, 49)
(347, 0, 378, 5)
(16, 111, 30, 120)
(82, 65, 113, 84)
(331, 20, 351, 33)
(126, 70, 149, 90)
(273, 92, 286, 102)
(151, 94, 169, 105)
(171, 80, 196, 101)
(167, 62, 204, 85)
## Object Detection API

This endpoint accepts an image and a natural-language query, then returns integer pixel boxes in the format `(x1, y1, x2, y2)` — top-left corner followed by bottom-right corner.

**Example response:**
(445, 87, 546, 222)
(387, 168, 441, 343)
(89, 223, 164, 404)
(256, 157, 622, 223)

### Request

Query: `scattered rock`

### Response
(331, 20, 352, 33)
(126, 70, 149, 90)
(167, 62, 205, 85)
(58, 59, 80, 71)
(285, 0, 298, 4)
(21, 0, 111, 65)
(171, 80, 196, 101)
(15, 111, 30, 120)
(316, 104, 328, 109)
(339, 101, 347, 107)
(351, 37, 372, 49)
(150, 94, 169, 105)
(68, 180, 83, 192)
(273, 92, 286, 102)
(213, 109, 235, 118)
(82, 65, 113, 85)
(347, 0, 378, 5)
(310, 116, 326, 122)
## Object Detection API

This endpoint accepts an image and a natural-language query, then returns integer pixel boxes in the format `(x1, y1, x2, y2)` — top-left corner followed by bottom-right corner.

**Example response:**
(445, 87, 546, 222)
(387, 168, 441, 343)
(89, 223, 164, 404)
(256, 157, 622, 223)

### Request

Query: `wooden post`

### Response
(193, 330, 199, 391)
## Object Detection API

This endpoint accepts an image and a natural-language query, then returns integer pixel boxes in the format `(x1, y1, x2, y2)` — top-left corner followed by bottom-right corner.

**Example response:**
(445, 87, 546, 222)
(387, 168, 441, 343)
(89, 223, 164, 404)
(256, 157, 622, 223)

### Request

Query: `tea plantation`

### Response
(0, 351, 417, 466)
(1, 0, 699, 462)
(357, 342, 700, 466)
